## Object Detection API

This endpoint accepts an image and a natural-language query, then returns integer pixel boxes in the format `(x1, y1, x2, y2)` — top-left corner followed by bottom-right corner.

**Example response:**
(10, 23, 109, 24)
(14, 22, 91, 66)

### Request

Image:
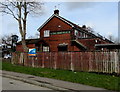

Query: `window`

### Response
(43, 46, 49, 52)
(74, 30, 78, 36)
(83, 33, 86, 38)
(101, 48, 104, 51)
(95, 40, 98, 43)
(44, 30, 50, 37)
(7, 46, 11, 48)
(58, 46, 68, 52)
(85, 34, 88, 38)
(79, 32, 88, 38)
(81, 33, 84, 38)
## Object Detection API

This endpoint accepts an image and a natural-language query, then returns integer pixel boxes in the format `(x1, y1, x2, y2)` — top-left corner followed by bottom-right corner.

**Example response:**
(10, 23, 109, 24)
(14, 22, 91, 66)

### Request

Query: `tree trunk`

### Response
(17, 2, 28, 66)
(22, 2, 28, 52)
(17, 2, 28, 53)
(21, 37, 28, 52)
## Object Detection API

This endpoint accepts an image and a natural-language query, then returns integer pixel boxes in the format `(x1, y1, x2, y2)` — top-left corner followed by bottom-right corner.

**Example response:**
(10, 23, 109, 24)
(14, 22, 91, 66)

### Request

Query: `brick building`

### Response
(16, 10, 113, 52)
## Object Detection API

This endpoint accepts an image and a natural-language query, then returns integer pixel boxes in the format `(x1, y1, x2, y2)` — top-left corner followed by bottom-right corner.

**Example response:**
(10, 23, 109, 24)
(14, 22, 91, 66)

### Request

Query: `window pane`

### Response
(74, 30, 78, 36)
(44, 30, 50, 37)
(43, 46, 49, 52)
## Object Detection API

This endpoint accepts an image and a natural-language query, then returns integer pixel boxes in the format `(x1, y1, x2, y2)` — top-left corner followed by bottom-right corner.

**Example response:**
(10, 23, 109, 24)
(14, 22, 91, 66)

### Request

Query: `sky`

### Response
(0, 0, 119, 41)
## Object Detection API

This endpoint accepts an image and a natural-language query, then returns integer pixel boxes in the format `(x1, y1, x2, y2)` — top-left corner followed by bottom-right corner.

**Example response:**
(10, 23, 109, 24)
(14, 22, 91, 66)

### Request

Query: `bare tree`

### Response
(1, 33, 19, 49)
(35, 32, 40, 38)
(108, 34, 113, 42)
(107, 34, 119, 44)
(28, 32, 39, 39)
(0, 0, 44, 52)
(1, 34, 13, 46)
(113, 37, 119, 44)
(28, 35, 34, 39)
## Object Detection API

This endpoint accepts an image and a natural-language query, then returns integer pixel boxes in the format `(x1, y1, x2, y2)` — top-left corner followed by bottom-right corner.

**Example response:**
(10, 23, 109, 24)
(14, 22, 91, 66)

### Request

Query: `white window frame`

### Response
(83, 33, 86, 38)
(7, 46, 11, 48)
(44, 30, 50, 37)
(43, 46, 49, 52)
(74, 30, 78, 36)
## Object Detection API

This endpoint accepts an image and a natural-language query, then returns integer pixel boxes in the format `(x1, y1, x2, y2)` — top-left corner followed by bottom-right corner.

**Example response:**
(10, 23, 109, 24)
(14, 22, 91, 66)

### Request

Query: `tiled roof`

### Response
(17, 39, 40, 45)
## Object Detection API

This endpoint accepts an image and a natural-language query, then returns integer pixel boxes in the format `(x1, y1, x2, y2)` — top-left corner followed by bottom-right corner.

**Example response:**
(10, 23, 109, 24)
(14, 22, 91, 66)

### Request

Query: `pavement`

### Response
(2, 76, 53, 90)
(1, 70, 115, 92)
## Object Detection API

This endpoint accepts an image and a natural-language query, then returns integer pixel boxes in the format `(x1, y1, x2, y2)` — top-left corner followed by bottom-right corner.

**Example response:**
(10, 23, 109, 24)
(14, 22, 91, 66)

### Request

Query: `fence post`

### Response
(88, 52, 92, 72)
(118, 50, 120, 74)
(71, 52, 74, 71)
(11, 53, 15, 64)
(31, 57, 34, 67)
(114, 51, 118, 73)
(95, 51, 98, 72)
(42, 52, 44, 68)
(20, 53, 24, 65)
(54, 52, 57, 69)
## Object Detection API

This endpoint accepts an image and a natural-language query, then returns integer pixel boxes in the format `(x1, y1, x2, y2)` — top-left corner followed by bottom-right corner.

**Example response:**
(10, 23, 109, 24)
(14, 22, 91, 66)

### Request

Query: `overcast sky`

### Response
(0, 0, 119, 41)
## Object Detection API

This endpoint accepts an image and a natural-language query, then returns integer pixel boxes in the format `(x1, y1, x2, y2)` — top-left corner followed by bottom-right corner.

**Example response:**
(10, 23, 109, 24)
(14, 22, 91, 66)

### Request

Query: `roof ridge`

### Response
(37, 14, 75, 31)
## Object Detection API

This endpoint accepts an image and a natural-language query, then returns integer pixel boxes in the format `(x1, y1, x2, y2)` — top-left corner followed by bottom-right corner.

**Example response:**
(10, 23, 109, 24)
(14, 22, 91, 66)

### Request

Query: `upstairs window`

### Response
(79, 32, 88, 38)
(44, 30, 50, 37)
(74, 30, 78, 36)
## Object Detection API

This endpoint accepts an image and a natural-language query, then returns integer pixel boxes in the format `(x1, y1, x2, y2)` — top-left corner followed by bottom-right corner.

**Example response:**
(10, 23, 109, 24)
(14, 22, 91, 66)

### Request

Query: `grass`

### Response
(2, 61, 120, 91)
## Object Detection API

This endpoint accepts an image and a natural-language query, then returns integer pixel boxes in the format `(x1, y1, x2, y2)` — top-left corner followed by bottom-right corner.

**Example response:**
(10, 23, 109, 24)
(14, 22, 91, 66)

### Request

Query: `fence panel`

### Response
(12, 51, 120, 74)
(37, 53, 43, 67)
(73, 52, 81, 71)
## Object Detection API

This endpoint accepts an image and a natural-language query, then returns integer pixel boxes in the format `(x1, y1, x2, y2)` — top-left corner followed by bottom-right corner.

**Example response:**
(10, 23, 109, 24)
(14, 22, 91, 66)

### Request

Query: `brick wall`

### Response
(39, 17, 72, 38)
(16, 44, 35, 52)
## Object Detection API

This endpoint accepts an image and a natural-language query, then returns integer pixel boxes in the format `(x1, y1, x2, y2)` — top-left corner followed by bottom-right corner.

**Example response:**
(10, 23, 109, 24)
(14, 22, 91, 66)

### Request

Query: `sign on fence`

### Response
(28, 48, 36, 56)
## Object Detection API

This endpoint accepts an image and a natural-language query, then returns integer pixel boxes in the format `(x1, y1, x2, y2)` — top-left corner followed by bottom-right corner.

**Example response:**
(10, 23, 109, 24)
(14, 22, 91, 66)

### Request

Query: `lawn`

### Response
(2, 61, 120, 91)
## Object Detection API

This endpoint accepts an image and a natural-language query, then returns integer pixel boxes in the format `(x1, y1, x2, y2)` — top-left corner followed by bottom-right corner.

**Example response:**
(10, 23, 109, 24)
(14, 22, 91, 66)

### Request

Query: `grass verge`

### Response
(2, 61, 120, 91)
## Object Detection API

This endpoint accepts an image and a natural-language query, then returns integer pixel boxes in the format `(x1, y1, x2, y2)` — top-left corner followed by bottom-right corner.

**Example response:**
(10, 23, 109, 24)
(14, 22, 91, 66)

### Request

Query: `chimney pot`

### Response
(82, 25, 86, 28)
(54, 9, 59, 15)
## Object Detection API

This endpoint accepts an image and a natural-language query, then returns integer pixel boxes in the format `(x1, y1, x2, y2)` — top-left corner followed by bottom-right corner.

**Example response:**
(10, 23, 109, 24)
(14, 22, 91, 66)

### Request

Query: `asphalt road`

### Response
(2, 76, 52, 90)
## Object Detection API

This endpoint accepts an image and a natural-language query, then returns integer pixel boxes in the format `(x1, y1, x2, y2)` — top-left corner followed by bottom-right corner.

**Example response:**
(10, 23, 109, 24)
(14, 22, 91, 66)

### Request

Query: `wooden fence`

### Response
(12, 51, 120, 74)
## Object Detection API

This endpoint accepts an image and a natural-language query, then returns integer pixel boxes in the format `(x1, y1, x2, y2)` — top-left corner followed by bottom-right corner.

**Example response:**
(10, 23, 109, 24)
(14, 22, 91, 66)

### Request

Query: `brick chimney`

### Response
(54, 9, 59, 15)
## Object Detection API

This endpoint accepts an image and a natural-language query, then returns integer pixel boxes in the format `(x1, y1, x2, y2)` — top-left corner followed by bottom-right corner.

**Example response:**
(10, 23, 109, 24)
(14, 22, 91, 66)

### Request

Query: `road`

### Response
(2, 76, 53, 90)
(2, 70, 111, 91)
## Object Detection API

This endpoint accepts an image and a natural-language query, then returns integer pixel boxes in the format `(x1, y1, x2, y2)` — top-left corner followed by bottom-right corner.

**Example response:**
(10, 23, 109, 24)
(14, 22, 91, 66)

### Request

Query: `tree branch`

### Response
(0, 2, 18, 20)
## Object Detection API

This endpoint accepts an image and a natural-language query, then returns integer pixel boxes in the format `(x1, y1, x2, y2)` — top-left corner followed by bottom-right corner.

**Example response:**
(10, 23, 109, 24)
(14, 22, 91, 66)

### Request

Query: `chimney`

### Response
(54, 9, 59, 15)
(82, 25, 86, 29)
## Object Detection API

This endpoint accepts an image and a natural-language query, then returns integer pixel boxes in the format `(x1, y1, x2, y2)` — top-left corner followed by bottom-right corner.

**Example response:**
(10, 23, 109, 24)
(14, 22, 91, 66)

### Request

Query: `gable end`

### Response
(37, 14, 74, 31)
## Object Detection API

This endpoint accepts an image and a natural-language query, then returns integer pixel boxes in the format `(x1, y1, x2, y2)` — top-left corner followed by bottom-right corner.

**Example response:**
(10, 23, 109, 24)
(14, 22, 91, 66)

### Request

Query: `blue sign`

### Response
(28, 48, 36, 56)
